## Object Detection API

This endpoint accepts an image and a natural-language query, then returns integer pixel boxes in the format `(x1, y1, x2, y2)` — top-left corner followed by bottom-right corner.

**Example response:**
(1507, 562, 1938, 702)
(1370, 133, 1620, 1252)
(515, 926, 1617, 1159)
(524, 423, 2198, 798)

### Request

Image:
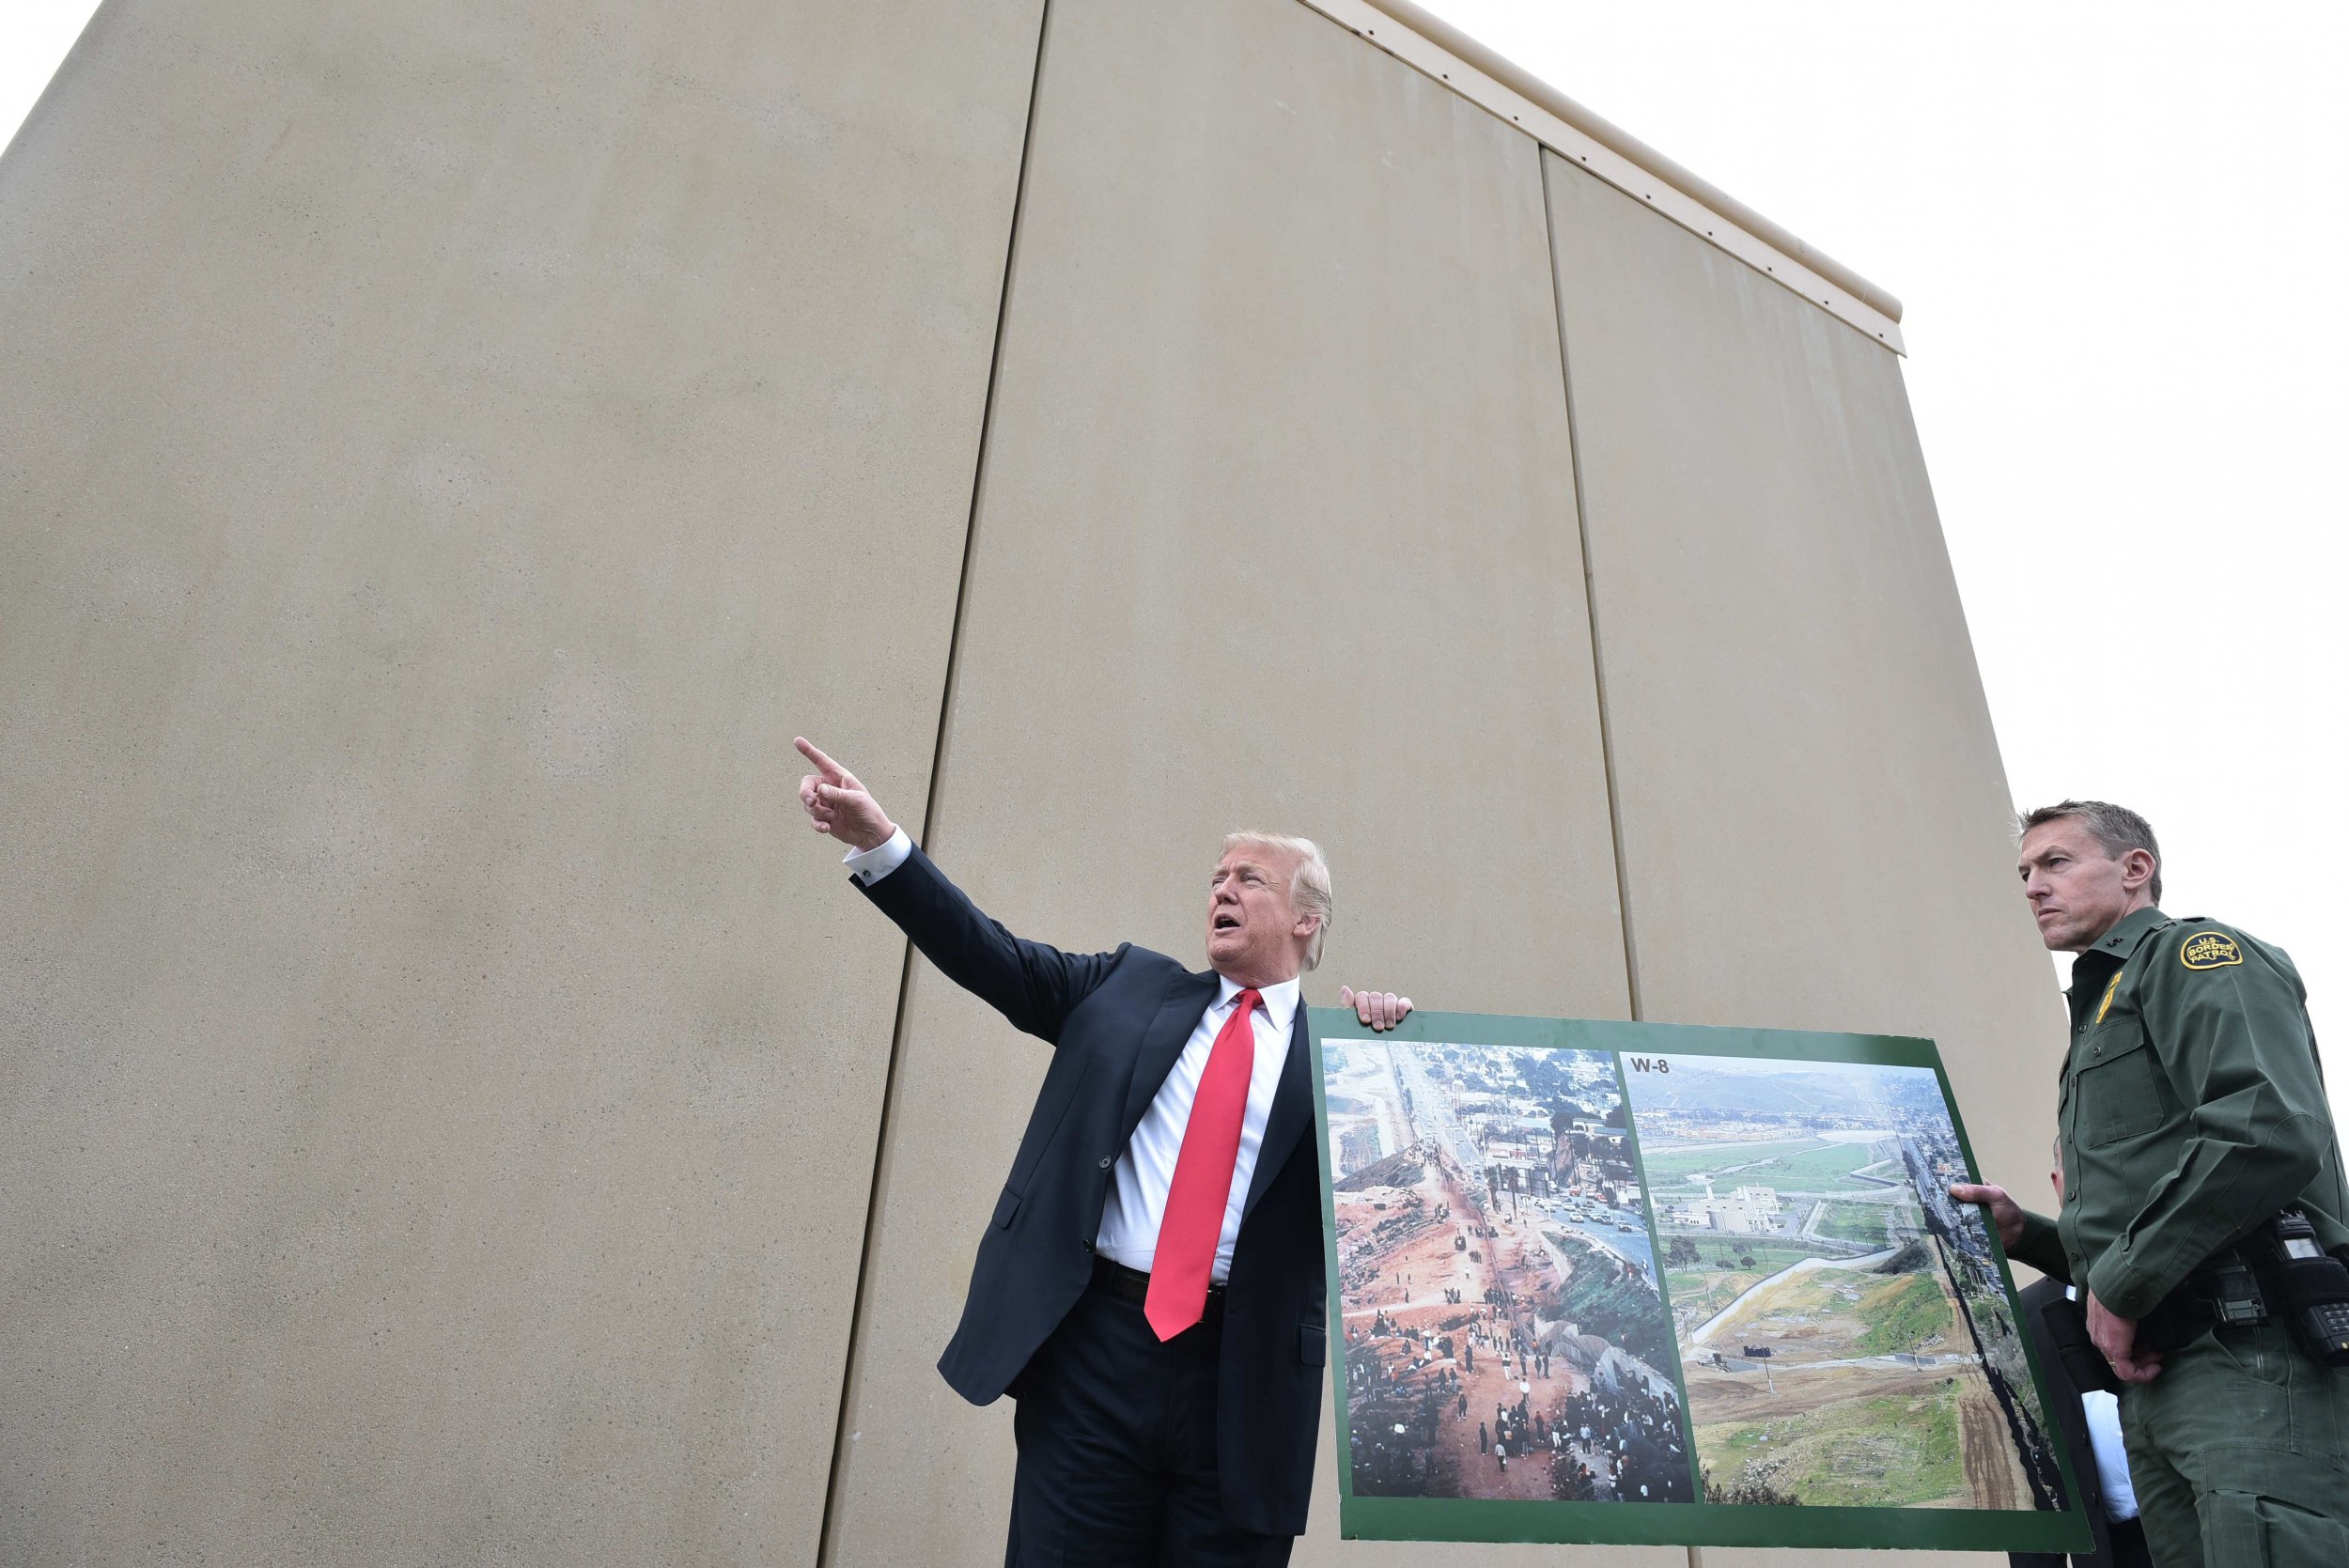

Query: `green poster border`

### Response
(1309, 1007, 2093, 1555)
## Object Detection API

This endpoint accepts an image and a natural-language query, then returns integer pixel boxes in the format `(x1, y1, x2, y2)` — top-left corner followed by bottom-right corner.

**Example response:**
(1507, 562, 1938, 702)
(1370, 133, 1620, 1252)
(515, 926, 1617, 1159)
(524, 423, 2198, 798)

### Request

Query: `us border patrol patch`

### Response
(2182, 932, 2243, 970)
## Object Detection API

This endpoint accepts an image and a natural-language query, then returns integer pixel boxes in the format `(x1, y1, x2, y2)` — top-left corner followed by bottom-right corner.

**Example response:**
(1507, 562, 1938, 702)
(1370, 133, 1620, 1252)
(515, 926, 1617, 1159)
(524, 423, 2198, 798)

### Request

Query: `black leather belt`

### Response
(1093, 1256, 1224, 1313)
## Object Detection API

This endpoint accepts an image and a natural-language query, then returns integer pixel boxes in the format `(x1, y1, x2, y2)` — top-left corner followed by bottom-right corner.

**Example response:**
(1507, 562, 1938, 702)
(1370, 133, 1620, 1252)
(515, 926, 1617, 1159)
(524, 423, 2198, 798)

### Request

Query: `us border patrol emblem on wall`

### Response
(2182, 932, 2243, 970)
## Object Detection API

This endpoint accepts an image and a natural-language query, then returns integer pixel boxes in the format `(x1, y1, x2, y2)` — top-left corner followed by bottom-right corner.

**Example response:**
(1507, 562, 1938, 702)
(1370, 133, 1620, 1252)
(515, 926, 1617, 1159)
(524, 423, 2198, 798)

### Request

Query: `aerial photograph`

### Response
(1621, 1052, 2068, 1512)
(1324, 1040, 1693, 1505)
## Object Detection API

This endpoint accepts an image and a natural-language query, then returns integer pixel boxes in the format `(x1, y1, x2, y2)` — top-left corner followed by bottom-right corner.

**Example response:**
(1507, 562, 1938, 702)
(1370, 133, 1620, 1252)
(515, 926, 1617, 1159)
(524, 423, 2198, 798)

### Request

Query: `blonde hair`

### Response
(1221, 831, 1332, 970)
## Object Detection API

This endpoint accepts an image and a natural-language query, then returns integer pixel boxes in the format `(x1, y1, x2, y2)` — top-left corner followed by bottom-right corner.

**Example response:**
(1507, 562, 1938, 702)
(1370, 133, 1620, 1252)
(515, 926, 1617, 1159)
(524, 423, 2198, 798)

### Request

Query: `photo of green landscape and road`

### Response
(1623, 1053, 2067, 1513)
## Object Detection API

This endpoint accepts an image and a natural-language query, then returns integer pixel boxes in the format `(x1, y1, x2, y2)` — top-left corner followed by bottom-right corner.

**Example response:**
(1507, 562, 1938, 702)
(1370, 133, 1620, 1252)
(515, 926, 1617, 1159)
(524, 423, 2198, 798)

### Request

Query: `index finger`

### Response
(793, 736, 847, 782)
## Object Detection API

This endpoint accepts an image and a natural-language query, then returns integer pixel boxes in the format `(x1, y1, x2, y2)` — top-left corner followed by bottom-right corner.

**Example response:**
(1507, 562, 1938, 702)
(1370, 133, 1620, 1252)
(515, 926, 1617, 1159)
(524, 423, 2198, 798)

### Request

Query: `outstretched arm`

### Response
(1949, 1181, 2071, 1283)
(795, 737, 1117, 1041)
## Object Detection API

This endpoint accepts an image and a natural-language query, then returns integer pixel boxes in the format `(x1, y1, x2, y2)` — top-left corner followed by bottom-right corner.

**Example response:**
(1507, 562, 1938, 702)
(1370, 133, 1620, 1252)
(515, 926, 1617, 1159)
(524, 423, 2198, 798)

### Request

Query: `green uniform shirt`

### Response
(2009, 906, 2349, 1318)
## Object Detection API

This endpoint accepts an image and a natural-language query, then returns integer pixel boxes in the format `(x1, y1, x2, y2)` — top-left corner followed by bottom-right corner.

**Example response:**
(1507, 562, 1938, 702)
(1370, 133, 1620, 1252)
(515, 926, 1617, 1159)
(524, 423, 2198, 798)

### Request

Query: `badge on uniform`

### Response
(2181, 932, 2243, 970)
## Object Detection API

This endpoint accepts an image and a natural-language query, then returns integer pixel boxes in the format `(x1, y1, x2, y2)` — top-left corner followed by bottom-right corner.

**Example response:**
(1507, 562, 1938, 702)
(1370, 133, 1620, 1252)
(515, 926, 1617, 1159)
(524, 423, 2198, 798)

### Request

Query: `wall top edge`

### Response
(1299, 0, 1907, 354)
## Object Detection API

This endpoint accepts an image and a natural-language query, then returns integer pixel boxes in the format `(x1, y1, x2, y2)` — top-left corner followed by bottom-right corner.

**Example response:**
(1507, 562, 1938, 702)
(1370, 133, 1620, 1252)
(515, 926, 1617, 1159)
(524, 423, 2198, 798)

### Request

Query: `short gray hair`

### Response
(2019, 800, 2162, 905)
(1222, 831, 1332, 971)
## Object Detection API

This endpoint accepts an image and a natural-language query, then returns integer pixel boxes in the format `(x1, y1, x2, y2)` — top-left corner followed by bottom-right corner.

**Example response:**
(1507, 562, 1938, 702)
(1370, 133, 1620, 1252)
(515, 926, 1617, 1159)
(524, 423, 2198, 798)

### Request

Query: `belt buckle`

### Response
(1095, 1258, 1224, 1312)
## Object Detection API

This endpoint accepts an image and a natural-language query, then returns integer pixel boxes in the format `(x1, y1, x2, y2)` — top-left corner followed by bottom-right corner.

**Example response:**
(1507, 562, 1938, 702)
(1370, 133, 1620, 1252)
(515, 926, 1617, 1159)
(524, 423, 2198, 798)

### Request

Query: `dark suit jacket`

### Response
(859, 844, 1329, 1536)
(2013, 1274, 2140, 1568)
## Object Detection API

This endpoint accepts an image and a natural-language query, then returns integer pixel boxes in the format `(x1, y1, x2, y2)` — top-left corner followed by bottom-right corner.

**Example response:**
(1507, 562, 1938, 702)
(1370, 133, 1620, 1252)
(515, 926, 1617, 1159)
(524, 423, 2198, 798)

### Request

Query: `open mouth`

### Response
(1213, 914, 1241, 932)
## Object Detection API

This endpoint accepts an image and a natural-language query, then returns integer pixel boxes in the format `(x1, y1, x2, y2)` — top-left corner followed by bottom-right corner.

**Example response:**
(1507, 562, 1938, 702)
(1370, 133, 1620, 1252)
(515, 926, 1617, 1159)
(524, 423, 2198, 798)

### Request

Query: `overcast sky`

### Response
(1418, 1, 2347, 1101)
(8, 4, 2341, 1094)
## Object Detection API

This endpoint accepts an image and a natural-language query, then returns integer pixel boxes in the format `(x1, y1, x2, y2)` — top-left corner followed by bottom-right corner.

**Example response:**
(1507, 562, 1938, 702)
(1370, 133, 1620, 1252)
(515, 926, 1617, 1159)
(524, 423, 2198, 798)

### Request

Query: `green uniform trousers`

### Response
(2120, 1323, 2349, 1566)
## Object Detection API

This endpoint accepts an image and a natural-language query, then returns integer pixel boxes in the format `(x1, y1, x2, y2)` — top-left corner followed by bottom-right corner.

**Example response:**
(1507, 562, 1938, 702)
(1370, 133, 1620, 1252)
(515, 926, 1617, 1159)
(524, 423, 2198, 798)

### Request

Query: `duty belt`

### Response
(2136, 1247, 2270, 1354)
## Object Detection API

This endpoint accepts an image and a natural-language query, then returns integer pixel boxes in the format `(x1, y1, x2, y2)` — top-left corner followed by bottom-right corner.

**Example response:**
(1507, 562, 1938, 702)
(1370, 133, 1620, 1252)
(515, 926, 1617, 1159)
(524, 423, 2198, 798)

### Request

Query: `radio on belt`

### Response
(2255, 1207, 2349, 1366)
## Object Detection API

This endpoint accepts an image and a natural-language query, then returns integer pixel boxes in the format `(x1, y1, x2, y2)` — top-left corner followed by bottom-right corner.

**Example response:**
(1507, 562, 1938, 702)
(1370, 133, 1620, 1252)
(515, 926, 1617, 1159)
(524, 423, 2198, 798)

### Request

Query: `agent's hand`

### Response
(2087, 1290, 2163, 1383)
(1340, 987, 1413, 1032)
(1949, 1182, 2024, 1250)
(795, 737, 895, 851)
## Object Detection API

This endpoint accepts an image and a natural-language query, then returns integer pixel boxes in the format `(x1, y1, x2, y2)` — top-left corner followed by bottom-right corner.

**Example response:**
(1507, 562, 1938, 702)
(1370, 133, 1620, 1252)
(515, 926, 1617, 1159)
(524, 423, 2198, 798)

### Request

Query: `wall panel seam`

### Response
(813, 3, 1054, 1560)
(1539, 148, 1645, 1028)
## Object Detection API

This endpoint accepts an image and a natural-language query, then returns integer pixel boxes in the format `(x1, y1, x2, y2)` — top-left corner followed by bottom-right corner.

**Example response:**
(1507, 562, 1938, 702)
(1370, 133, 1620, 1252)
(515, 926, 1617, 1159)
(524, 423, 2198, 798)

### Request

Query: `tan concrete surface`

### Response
(4, 0, 2071, 1561)
(818, 3, 1653, 1563)
(1544, 148, 2068, 1566)
(0, 2, 1040, 1562)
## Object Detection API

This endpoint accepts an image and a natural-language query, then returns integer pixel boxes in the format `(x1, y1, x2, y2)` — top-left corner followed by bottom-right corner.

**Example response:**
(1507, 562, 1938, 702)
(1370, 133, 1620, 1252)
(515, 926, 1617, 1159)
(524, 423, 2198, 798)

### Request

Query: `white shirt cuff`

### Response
(844, 826, 912, 886)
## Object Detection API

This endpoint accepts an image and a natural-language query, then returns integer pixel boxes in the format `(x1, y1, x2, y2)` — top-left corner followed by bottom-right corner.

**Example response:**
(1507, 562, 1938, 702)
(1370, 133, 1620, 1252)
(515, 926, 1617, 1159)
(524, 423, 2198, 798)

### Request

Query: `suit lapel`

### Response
(1241, 1000, 1314, 1224)
(1122, 968, 1221, 1138)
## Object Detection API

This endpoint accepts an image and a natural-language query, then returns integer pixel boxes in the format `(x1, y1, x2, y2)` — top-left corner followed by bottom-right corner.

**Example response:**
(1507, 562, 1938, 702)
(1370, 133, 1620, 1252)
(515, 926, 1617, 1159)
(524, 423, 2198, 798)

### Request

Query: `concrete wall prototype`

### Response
(0, 3, 2062, 1567)
(0, 0, 1041, 1560)
(820, 3, 1644, 1563)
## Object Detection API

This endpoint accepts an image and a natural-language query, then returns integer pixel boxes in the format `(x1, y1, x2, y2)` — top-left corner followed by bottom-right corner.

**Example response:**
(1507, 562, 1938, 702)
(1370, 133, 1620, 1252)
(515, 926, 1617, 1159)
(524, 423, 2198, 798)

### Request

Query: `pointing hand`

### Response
(795, 737, 896, 852)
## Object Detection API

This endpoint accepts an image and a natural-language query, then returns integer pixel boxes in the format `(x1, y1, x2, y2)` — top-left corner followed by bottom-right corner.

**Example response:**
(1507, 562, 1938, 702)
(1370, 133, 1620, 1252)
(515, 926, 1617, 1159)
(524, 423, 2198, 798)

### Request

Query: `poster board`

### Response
(1311, 1009, 2092, 1555)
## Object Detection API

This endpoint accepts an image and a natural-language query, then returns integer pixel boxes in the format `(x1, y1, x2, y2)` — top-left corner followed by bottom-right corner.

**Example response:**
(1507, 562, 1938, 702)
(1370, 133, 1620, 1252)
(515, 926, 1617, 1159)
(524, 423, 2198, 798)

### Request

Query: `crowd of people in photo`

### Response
(1345, 1293, 1692, 1503)
(1544, 1379, 1692, 1502)
(1336, 1091, 1706, 1509)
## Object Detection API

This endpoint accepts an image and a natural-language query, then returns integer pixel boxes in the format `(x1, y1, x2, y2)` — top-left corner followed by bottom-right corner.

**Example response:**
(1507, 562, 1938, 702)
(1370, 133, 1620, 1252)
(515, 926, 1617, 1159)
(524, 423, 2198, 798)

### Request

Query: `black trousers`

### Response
(1005, 1279, 1294, 1567)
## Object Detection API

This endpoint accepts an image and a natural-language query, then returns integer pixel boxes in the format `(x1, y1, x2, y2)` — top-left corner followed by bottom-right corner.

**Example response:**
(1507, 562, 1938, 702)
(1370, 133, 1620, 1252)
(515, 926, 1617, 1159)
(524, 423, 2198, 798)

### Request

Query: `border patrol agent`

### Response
(1953, 800, 2349, 1567)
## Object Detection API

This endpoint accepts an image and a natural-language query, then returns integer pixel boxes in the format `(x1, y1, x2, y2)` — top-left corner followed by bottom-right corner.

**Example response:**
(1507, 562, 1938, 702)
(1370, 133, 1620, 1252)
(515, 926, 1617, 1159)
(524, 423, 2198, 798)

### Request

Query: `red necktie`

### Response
(1145, 987, 1263, 1341)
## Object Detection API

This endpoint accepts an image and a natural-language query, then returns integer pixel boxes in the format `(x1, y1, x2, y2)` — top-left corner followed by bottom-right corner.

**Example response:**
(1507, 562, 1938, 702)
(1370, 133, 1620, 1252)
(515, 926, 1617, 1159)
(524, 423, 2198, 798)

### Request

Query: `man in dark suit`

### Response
(796, 738, 1410, 1566)
(2011, 1147, 2152, 1568)
(2014, 1275, 2152, 1568)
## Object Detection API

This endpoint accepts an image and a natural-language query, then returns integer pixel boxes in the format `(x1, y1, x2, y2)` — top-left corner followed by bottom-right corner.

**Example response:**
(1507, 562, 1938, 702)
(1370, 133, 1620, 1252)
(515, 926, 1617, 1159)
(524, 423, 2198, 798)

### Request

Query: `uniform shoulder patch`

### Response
(2181, 931, 2243, 970)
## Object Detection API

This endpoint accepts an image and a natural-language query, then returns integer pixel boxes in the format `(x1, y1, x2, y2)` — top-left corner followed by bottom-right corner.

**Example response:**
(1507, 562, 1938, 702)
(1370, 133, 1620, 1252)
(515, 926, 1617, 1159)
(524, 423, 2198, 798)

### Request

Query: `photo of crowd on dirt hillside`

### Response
(1326, 1040, 1692, 1504)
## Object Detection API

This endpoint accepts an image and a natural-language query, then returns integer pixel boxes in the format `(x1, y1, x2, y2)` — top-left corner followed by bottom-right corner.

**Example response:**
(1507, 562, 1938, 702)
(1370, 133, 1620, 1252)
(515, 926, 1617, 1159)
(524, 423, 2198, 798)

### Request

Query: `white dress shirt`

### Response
(2063, 1286, 2141, 1522)
(848, 828, 1296, 1282)
(1094, 973, 1296, 1282)
(845, 827, 915, 885)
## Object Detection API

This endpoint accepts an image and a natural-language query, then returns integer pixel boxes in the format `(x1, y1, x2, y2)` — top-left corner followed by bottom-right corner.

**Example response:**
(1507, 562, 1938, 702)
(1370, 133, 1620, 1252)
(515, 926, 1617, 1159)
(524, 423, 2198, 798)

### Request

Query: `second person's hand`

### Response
(1948, 1181, 2024, 1250)
(2088, 1291, 2163, 1383)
